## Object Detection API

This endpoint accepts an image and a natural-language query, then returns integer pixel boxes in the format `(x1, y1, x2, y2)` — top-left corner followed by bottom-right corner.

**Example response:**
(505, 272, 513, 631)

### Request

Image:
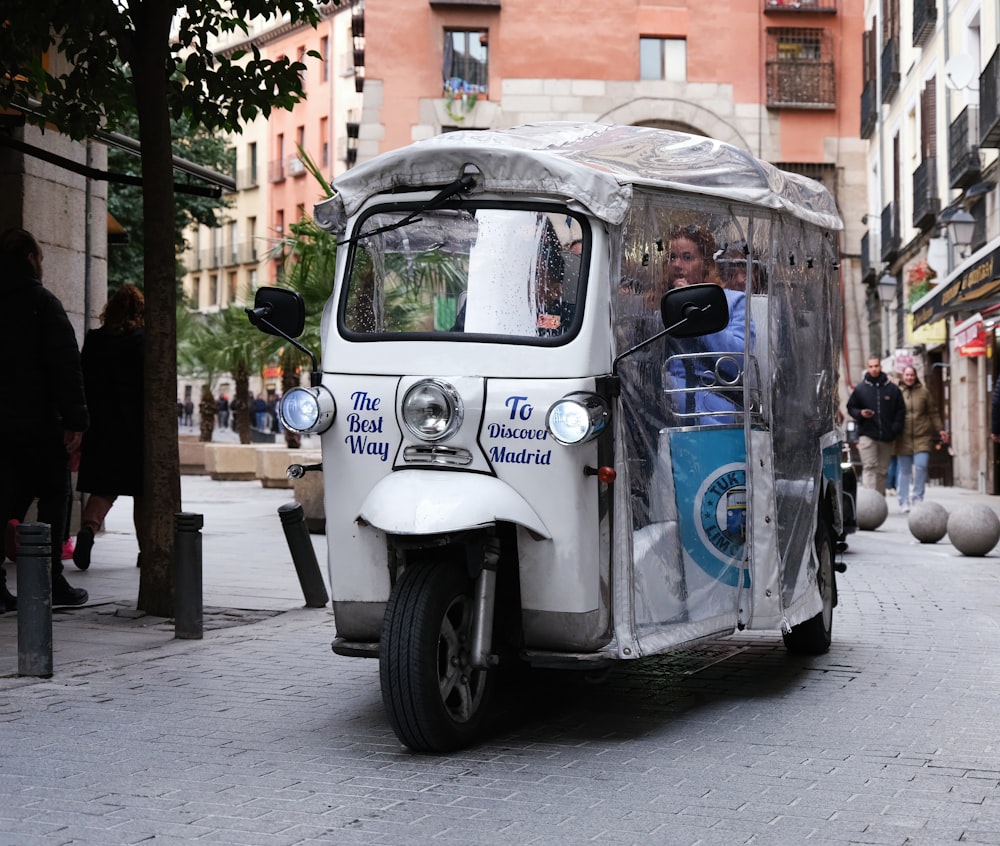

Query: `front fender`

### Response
(357, 470, 551, 538)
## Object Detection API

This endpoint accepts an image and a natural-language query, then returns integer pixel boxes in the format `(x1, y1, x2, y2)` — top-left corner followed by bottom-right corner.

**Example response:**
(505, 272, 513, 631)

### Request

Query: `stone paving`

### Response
(2, 479, 1000, 845)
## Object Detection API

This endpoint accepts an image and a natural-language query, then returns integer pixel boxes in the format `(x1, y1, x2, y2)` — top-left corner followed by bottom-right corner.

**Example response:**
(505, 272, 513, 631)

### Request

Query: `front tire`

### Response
(782, 519, 835, 655)
(380, 560, 497, 752)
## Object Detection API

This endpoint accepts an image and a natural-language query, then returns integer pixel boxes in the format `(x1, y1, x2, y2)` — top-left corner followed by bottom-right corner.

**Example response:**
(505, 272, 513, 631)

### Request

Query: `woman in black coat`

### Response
(74, 284, 145, 569)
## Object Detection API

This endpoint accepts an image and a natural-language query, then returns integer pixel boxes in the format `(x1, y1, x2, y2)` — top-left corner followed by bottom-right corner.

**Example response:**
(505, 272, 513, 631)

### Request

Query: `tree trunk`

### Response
(133, 0, 181, 617)
(198, 386, 216, 442)
(281, 347, 301, 449)
(234, 361, 251, 444)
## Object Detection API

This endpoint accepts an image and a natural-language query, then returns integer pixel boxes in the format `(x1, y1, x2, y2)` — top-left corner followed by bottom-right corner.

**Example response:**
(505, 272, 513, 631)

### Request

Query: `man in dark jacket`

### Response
(846, 356, 905, 495)
(0, 228, 89, 611)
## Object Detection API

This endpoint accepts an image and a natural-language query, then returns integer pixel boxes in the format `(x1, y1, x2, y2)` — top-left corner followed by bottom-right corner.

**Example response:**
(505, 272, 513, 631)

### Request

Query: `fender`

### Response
(357, 470, 551, 538)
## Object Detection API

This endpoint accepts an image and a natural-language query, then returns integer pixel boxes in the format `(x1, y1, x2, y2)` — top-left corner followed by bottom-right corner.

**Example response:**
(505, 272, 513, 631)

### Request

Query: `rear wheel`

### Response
(782, 519, 835, 655)
(380, 560, 497, 752)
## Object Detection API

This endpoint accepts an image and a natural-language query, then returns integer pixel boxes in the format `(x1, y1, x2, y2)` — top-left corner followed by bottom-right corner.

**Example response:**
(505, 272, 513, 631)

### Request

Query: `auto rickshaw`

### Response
(249, 122, 853, 752)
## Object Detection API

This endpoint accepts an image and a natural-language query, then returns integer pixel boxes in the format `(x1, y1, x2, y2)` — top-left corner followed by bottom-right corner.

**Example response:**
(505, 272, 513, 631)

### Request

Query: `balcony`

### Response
(912, 0, 936, 47)
(269, 159, 285, 183)
(949, 106, 980, 189)
(763, 0, 837, 12)
(199, 248, 225, 269)
(860, 79, 877, 139)
(860, 231, 875, 284)
(911, 157, 940, 231)
(880, 38, 900, 104)
(238, 243, 259, 264)
(880, 202, 899, 263)
(765, 60, 835, 109)
(980, 46, 1000, 148)
(237, 167, 258, 190)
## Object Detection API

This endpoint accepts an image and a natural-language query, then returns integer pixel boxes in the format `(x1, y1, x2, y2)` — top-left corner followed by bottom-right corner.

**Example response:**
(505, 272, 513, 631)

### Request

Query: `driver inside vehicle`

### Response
(663, 223, 753, 425)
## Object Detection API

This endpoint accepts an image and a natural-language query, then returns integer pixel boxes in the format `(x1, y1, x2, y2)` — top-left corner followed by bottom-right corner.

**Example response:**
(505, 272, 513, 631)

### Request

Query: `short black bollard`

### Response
(174, 512, 204, 640)
(16, 522, 53, 678)
(278, 502, 329, 608)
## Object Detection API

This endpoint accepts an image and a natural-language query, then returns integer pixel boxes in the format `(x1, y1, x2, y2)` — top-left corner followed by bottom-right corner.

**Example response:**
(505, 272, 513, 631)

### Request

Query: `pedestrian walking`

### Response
(894, 365, 948, 512)
(74, 284, 145, 570)
(0, 228, 89, 609)
(846, 357, 905, 495)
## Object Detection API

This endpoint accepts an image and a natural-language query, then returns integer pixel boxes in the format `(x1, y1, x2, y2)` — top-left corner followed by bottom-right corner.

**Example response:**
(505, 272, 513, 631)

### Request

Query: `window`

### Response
(320, 35, 329, 81)
(229, 221, 238, 264)
(443, 30, 488, 98)
(228, 272, 239, 304)
(640, 37, 686, 82)
(297, 45, 306, 89)
(211, 274, 219, 306)
(248, 217, 257, 261)
(320, 116, 329, 168)
(276, 209, 285, 236)
(248, 142, 258, 186)
(192, 278, 201, 309)
(766, 28, 835, 108)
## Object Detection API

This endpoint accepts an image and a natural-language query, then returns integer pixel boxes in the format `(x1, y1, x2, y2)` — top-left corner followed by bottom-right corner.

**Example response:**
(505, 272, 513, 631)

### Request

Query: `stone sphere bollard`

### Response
(856, 487, 888, 530)
(907, 501, 949, 544)
(946, 505, 1000, 557)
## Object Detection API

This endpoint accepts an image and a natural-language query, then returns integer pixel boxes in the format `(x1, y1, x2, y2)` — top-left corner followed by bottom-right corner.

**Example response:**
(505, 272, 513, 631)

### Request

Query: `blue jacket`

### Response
(666, 289, 753, 425)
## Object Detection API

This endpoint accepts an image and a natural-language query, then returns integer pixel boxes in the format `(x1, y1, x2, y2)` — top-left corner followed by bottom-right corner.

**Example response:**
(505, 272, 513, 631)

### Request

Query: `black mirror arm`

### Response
(611, 305, 712, 378)
(245, 307, 322, 386)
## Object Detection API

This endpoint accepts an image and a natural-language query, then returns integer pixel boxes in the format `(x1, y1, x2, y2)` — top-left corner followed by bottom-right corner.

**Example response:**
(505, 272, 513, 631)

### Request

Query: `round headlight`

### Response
(546, 392, 608, 446)
(278, 385, 337, 434)
(402, 379, 463, 442)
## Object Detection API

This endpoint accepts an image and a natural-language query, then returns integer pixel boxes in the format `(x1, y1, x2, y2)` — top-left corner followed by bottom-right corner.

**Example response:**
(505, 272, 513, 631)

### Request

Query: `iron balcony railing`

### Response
(949, 106, 980, 189)
(765, 60, 835, 109)
(912, 0, 936, 47)
(860, 230, 874, 283)
(861, 79, 878, 139)
(980, 46, 1000, 148)
(881, 38, 900, 104)
(911, 157, 940, 231)
(880, 202, 899, 263)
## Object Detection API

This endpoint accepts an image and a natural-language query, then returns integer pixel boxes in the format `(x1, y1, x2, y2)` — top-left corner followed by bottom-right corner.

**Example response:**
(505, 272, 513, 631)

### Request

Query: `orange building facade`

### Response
(181, 0, 871, 406)
(353, 0, 870, 379)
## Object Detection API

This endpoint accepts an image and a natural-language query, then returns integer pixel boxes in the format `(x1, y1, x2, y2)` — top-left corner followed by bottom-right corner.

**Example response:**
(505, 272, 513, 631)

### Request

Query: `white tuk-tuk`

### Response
(249, 122, 854, 752)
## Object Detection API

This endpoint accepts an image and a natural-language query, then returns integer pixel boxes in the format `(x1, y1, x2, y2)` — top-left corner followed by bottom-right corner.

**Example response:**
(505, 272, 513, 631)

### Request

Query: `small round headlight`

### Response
(402, 379, 463, 442)
(546, 392, 608, 446)
(278, 385, 337, 434)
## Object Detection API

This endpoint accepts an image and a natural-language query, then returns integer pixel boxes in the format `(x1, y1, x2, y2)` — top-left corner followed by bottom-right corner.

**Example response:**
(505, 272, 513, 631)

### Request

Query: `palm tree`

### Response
(197, 305, 273, 444)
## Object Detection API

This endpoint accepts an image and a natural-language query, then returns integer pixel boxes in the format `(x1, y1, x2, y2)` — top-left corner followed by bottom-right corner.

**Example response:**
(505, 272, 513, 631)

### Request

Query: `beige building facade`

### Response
(863, 0, 1000, 491)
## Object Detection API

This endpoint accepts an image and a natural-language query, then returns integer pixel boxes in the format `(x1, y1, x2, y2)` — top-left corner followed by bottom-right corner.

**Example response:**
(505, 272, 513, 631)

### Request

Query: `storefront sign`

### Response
(953, 313, 986, 357)
(912, 244, 1000, 329)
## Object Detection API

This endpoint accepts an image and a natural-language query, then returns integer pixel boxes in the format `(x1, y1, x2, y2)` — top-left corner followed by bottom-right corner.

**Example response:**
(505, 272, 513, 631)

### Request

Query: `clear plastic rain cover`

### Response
(610, 189, 840, 656)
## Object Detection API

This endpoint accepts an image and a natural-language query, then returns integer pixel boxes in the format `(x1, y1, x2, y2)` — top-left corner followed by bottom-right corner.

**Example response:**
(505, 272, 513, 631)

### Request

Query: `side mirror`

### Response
(660, 283, 730, 338)
(247, 287, 305, 339)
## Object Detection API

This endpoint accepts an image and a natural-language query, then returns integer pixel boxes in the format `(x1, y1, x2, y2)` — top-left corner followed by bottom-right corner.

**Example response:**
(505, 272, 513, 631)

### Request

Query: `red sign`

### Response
(953, 314, 986, 357)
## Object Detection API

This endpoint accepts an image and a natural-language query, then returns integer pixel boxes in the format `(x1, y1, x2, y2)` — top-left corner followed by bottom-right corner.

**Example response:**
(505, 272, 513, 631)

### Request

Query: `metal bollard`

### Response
(278, 502, 329, 608)
(174, 512, 204, 640)
(16, 522, 53, 678)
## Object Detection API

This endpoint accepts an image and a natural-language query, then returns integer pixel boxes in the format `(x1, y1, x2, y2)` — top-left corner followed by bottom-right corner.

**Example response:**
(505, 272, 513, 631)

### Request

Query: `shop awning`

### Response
(911, 241, 1000, 329)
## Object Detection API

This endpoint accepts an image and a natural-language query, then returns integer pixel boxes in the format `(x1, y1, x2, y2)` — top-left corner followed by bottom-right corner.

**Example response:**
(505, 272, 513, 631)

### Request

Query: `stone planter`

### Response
(179, 438, 208, 475)
(256, 448, 320, 489)
(204, 443, 259, 482)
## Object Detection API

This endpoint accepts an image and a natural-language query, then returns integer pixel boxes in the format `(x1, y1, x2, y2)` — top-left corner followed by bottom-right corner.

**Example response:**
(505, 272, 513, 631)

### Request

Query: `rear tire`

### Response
(782, 519, 835, 655)
(380, 560, 497, 752)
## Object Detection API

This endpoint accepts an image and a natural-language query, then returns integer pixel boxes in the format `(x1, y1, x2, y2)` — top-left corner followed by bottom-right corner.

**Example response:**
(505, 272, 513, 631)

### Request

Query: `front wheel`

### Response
(380, 560, 497, 752)
(782, 521, 835, 655)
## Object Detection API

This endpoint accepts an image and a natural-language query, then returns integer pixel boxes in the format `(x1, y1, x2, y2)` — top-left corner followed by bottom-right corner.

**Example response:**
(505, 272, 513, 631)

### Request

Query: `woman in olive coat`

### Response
(894, 366, 948, 511)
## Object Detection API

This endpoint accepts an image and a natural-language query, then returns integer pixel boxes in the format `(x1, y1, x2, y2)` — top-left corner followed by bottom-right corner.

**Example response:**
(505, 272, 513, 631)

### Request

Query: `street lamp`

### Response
(940, 207, 976, 258)
(877, 272, 896, 358)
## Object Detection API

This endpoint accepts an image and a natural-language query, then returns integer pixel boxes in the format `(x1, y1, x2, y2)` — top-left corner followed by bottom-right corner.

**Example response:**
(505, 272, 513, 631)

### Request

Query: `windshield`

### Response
(340, 206, 587, 342)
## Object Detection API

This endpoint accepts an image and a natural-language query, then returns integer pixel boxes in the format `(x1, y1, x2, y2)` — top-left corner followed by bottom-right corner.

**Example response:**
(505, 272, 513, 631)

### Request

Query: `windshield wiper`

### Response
(337, 173, 477, 246)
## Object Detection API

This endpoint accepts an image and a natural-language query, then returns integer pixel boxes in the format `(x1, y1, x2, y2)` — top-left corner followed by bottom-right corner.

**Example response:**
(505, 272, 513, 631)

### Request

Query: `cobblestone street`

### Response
(2, 480, 1000, 845)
